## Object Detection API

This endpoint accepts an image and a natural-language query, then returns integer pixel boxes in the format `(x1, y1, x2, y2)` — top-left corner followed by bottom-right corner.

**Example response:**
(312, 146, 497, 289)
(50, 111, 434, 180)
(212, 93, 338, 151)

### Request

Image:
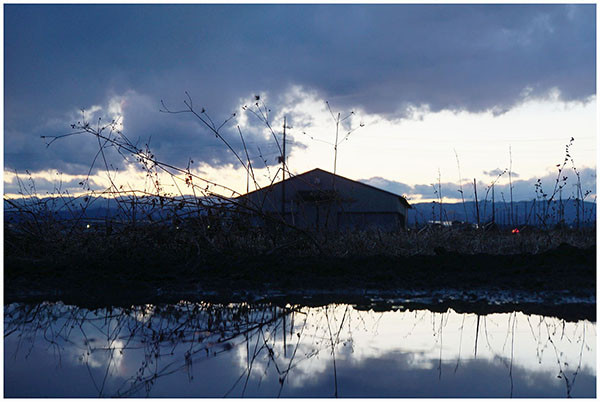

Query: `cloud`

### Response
(4, 4, 595, 175)
(483, 168, 506, 177)
(5, 89, 308, 177)
(362, 166, 596, 202)
(483, 168, 520, 178)
(5, 5, 596, 118)
(360, 177, 414, 197)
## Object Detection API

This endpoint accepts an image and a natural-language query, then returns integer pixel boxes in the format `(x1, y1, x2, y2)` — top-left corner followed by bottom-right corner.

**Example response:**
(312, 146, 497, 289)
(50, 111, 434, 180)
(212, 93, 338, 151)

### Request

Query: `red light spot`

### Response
(512, 228, 520, 234)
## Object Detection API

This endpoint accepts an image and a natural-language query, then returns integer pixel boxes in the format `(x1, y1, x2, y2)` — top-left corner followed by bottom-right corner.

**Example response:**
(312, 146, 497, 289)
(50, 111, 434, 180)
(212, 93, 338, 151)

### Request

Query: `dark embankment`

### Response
(5, 239, 596, 321)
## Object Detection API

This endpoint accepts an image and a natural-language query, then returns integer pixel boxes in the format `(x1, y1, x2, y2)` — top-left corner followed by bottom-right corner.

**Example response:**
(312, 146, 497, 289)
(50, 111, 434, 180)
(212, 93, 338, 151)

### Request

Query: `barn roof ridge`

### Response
(311, 168, 412, 208)
(239, 167, 411, 208)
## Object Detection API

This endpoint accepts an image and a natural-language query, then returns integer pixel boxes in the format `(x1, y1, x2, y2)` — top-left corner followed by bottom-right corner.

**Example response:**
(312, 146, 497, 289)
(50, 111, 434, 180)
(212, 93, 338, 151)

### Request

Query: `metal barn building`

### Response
(238, 168, 411, 231)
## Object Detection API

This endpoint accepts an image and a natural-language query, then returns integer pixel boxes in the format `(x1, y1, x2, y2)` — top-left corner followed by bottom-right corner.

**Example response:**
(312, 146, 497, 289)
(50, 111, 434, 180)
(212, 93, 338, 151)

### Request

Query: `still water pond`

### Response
(4, 301, 595, 397)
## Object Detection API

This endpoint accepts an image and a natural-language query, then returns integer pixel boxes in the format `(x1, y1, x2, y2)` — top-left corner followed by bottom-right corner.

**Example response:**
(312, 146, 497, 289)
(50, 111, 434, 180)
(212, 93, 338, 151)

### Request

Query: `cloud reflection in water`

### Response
(4, 302, 595, 397)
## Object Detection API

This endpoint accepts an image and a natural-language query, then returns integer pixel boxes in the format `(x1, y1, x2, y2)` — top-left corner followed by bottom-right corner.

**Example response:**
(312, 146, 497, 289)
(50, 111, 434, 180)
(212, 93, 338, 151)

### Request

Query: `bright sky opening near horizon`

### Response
(3, 4, 597, 203)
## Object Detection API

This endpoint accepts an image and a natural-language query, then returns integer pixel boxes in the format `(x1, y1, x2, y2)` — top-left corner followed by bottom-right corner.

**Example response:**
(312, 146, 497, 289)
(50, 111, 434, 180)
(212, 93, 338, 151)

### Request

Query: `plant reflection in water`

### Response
(4, 302, 596, 397)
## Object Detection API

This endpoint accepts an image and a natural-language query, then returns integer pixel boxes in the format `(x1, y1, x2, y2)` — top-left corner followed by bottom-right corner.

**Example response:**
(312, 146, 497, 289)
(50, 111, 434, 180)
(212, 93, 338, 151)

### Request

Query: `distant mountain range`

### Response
(5, 196, 596, 228)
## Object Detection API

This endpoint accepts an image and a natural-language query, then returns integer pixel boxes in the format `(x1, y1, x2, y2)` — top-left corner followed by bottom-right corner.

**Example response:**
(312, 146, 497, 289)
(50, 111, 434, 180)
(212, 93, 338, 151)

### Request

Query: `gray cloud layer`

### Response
(361, 167, 596, 202)
(4, 4, 596, 173)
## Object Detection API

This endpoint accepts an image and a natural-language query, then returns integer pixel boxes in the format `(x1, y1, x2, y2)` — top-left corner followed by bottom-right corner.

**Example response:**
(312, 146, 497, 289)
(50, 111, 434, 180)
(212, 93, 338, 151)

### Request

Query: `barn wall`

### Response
(240, 169, 409, 230)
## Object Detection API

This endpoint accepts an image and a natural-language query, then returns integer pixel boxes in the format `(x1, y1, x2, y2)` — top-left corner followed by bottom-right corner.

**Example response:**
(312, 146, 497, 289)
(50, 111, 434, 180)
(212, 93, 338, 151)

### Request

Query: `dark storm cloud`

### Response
(4, 4, 595, 173)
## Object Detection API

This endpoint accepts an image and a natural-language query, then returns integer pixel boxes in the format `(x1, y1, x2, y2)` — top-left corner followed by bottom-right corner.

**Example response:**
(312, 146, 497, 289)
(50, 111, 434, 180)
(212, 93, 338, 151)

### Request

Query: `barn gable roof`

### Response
(239, 167, 412, 209)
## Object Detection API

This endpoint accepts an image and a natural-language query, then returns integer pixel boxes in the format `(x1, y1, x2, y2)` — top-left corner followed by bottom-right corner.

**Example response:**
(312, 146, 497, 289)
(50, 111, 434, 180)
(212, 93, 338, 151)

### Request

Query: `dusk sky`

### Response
(3, 4, 597, 202)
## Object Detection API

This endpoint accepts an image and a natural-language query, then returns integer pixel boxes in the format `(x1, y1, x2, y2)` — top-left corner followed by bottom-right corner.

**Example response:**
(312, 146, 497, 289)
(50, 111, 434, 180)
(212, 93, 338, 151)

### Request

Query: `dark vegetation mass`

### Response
(5, 205, 596, 313)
